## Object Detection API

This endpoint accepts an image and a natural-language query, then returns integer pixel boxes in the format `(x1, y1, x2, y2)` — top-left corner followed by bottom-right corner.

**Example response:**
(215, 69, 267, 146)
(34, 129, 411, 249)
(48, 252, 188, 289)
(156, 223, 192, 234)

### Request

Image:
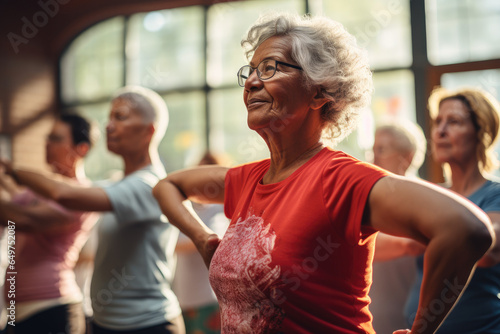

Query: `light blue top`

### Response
(91, 165, 181, 330)
(405, 180, 500, 333)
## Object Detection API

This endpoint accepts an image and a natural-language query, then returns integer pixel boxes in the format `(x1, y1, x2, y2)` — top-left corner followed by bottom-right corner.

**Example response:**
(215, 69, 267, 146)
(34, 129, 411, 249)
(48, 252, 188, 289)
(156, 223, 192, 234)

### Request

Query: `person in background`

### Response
(173, 151, 229, 334)
(74, 220, 99, 333)
(369, 122, 427, 334)
(405, 87, 500, 333)
(153, 12, 494, 334)
(0, 113, 98, 334)
(371, 122, 426, 178)
(1, 86, 185, 334)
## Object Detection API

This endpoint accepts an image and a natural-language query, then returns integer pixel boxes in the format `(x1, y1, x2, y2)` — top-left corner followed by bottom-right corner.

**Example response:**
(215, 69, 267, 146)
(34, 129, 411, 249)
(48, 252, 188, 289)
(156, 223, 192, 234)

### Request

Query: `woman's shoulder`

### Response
(300, 147, 388, 189)
(467, 178, 500, 211)
(111, 165, 165, 190)
(482, 177, 500, 193)
(319, 147, 386, 174)
(229, 158, 270, 176)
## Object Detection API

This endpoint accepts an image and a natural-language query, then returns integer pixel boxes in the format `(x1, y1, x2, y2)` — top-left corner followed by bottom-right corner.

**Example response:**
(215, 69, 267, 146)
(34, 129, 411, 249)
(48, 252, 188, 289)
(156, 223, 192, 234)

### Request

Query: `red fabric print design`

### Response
(209, 214, 285, 333)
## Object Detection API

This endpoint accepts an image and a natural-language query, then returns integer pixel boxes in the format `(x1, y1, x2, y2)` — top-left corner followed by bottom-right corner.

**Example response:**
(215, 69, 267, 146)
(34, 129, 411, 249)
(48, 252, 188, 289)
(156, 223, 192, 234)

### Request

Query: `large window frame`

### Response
(58, 0, 500, 181)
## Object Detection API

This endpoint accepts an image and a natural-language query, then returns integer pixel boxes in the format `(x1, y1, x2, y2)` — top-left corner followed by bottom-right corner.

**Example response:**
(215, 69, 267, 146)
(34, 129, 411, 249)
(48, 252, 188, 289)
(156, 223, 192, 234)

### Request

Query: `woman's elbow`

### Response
(477, 251, 500, 267)
(464, 214, 495, 261)
(477, 232, 499, 267)
(152, 178, 168, 201)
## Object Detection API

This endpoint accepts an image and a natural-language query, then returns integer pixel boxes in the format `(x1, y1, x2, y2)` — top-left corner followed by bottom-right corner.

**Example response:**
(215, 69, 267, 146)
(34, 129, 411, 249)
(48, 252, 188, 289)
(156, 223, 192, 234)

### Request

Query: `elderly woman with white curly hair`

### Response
(153, 12, 493, 334)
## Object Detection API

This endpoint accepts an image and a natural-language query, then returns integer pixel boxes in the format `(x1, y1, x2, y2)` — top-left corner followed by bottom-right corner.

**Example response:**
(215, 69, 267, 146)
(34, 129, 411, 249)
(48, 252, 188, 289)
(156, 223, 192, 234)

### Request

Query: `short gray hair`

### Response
(112, 85, 169, 146)
(242, 12, 373, 146)
(376, 121, 427, 176)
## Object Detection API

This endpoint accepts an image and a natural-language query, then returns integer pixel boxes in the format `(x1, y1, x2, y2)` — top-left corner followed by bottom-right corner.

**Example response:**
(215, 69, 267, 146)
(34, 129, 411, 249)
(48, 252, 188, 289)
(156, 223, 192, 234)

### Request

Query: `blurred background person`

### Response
(74, 220, 99, 333)
(371, 121, 427, 178)
(0, 113, 98, 334)
(173, 151, 229, 334)
(1, 86, 184, 334)
(405, 87, 500, 333)
(368, 121, 427, 334)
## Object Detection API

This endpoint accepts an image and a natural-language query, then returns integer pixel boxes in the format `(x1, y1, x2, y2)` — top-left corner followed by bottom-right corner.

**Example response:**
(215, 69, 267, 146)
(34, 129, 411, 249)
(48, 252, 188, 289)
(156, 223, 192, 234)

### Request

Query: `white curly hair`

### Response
(241, 12, 373, 146)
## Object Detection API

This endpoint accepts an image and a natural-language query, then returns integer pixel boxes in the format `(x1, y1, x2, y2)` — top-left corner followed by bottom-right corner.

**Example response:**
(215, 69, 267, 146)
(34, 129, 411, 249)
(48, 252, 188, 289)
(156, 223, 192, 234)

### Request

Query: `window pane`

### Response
(372, 70, 416, 122)
(440, 69, 500, 176)
(207, 0, 304, 88)
(441, 69, 500, 97)
(311, 0, 412, 69)
(338, 70, 416, 161)
(335, 107, 375, 161)
(209, 88, 268, 165)
(61, 17, 125, 104)
(426, 0, 500, 65)
(160, 91, 206, 171)
(127, 7, 205, 90)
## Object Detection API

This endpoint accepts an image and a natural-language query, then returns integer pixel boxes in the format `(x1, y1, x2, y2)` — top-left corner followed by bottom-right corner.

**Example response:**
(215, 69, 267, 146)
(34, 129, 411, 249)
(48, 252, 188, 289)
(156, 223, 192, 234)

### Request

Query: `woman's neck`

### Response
(448, 161, 486, 197)
(263, 139, 324, 184)
(258, 110, 325, 184)
(122, 150, 153, 176)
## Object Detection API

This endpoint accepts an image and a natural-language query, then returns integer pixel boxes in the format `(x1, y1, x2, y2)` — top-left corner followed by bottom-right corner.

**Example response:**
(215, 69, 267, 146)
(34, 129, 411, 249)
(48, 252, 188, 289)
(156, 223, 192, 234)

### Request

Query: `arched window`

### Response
(60, 0, 500, 180)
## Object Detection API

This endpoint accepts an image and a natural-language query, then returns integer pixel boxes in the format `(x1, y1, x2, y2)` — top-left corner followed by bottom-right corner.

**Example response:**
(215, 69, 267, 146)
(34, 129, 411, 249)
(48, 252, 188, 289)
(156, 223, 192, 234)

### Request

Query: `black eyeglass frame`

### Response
(237, 59, 303, 87)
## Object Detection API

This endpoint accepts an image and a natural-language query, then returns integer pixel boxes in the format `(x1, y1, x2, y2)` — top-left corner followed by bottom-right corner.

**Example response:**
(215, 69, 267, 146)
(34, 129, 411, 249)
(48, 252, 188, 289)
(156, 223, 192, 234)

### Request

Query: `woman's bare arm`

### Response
(153, 165, 228, 267)
(373, 232, 425, 262)
(0, 161, 112, 212)
(0, 198, 73, 232)
(365, 175, 494, 334)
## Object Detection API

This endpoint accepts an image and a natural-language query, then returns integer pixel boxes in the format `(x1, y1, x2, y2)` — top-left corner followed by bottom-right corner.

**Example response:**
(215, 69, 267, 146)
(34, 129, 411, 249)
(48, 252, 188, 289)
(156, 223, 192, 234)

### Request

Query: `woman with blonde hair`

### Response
(405, 86, 500, 333)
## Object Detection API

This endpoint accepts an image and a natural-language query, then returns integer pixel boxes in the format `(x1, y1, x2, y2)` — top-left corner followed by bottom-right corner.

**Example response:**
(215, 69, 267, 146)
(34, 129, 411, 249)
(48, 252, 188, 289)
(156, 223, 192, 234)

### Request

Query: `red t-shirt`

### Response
(209, 147, 388, 333)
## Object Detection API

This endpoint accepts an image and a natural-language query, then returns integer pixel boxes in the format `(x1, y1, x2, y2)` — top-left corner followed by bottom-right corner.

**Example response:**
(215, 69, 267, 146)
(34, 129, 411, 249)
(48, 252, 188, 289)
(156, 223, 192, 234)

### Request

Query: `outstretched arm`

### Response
(373, 232, 425, 262)
(1, 161, 111, 212)
(0, 172, 23, 199)
(365, 175, 494, 334)
(0, 198, 74, 232)
(153, 165, 228, 268)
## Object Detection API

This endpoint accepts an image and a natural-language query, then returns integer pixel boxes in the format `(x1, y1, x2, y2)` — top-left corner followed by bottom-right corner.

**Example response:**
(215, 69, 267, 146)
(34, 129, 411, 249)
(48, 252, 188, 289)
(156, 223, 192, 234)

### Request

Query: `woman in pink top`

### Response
(0, 113, 97, 334)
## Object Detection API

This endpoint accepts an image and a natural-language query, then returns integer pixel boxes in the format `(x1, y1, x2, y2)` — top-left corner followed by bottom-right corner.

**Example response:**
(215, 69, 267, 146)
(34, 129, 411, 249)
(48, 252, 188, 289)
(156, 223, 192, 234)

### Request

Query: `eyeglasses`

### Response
(237, 59, 302, 87)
